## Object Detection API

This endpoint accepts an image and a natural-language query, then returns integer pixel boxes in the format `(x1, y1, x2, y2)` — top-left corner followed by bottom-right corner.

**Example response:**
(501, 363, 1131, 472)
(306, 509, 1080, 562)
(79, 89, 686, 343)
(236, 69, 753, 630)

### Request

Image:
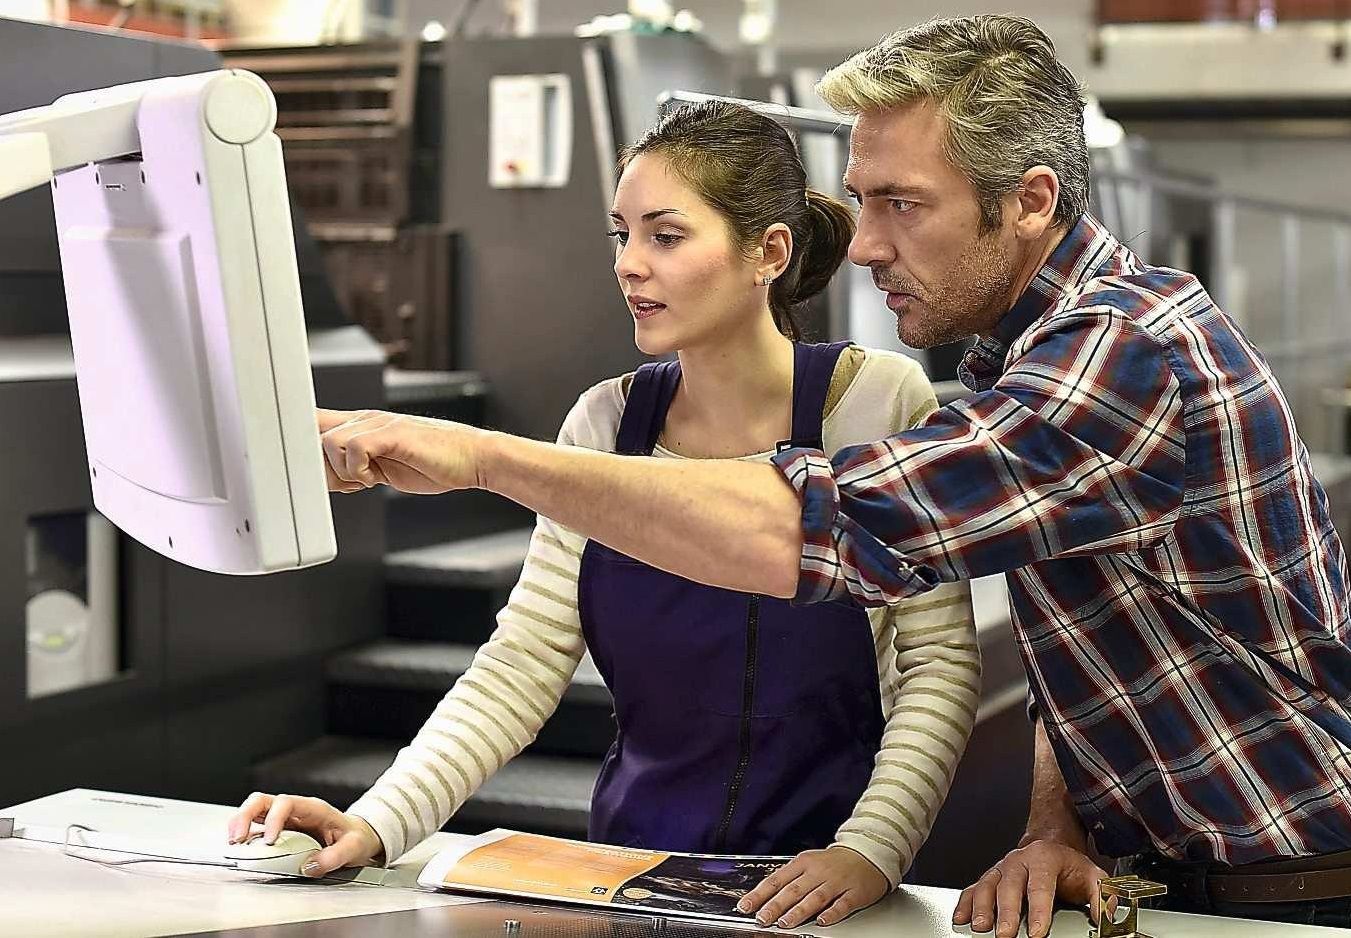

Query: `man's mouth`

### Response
(885, 292, 918, 311)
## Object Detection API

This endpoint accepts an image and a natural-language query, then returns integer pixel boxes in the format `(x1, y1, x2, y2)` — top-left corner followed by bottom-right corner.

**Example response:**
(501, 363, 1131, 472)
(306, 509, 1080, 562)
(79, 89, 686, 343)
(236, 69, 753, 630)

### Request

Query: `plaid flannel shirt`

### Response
(773, 213, 1351, 864)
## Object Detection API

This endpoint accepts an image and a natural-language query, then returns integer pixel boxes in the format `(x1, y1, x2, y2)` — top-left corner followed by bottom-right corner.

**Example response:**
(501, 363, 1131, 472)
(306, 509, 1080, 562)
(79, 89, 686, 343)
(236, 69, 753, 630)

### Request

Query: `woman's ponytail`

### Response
(790, 188, 856, 307)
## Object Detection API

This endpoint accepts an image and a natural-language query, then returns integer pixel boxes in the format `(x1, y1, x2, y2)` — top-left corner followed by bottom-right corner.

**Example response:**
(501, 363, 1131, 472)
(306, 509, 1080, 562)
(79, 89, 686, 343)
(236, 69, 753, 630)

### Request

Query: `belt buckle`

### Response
(1090, 875, 1168, 938)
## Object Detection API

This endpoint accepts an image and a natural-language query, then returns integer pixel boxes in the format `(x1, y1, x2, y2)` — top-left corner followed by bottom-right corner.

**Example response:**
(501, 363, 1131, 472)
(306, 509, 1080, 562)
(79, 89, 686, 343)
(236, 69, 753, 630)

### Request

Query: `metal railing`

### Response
(658, 90, 1351, 454)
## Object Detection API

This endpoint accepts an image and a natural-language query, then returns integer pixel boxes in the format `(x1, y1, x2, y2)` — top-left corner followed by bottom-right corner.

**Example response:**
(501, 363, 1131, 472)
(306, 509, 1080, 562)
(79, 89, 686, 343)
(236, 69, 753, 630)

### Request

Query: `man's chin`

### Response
(894, 309, 969, 350)
(895, 318, 943, 350)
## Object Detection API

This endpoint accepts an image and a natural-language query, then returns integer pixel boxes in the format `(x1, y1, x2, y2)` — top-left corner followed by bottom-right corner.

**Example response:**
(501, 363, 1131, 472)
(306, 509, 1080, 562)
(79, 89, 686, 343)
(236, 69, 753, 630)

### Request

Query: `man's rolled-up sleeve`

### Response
(771, 307, 1188, 608)
(772, 446, 944, 605)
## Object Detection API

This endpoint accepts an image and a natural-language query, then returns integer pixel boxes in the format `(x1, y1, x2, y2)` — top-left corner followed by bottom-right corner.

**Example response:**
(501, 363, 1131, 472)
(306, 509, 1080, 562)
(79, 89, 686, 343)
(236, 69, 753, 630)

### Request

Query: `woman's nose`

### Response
(614, 243, 647, 280)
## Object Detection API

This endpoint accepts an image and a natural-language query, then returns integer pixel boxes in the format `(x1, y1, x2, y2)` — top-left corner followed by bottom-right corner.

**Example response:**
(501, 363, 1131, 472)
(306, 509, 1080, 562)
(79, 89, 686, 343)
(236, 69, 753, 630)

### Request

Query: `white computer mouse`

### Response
(223, 830, 323, 876)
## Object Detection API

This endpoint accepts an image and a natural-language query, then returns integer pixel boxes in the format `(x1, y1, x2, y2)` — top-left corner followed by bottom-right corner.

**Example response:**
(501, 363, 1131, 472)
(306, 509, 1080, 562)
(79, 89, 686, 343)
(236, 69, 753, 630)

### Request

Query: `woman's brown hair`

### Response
(618, 100, 855, 341)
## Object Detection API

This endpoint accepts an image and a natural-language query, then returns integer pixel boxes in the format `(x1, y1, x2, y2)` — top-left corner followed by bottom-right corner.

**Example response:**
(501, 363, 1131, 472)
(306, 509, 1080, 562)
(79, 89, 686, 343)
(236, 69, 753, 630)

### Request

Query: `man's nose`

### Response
(848, 209, 895, 269)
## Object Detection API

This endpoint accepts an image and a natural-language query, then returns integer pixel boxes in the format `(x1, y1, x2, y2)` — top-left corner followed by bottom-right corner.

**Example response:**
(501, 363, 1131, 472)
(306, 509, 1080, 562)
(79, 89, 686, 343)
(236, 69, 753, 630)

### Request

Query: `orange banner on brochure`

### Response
(442, 832, 668, 901)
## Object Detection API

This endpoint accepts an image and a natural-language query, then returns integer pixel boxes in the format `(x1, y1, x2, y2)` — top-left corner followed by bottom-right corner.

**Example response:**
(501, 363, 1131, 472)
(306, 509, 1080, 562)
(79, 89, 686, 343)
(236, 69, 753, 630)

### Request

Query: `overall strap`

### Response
(780, 341, 851, 452)
(614, 360, 683, 456)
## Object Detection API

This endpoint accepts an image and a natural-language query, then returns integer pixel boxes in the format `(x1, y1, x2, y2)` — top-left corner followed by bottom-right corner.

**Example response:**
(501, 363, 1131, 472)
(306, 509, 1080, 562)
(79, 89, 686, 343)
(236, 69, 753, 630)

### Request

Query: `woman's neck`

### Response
(664, 310, 795, 457)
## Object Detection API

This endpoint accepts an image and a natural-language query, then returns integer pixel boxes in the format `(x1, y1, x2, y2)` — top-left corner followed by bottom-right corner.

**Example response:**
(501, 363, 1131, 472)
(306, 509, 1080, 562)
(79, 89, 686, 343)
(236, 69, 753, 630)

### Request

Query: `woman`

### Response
(229, 101, 979, 928)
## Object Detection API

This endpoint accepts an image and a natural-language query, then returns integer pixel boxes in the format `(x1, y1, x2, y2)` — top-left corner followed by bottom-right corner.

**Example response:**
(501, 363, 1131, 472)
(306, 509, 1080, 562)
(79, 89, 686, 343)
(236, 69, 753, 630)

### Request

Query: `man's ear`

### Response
(1012, 165, 1060, 240)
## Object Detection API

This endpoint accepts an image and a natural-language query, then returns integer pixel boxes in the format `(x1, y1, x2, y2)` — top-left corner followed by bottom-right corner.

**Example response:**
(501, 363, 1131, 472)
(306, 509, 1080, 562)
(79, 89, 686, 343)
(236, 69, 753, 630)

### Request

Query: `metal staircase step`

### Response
(383, 368, 489, 425)
(325, 640, 615, 757)
(385, 528, 534, 590)
(327, 639, 610, 705)
(384, 489, 533, 554)
(383, 529, 537, 643)
(252, 736, 596, 837)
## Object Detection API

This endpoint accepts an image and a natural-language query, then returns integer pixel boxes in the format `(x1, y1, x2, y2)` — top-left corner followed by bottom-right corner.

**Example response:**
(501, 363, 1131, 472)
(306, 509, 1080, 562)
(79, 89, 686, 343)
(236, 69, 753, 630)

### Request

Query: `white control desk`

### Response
(1, 791, 1342, 937)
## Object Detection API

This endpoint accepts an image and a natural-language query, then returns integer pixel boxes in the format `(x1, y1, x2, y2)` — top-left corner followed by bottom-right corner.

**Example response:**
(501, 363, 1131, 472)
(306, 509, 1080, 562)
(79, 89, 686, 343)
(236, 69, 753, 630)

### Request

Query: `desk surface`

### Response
(1, 791, 1344, 938)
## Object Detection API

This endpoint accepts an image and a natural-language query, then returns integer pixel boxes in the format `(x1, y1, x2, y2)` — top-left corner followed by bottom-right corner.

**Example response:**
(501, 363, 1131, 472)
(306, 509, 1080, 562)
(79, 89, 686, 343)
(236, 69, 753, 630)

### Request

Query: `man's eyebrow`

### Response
(842, 179, 932, 198)
(607, 208, 686, 223)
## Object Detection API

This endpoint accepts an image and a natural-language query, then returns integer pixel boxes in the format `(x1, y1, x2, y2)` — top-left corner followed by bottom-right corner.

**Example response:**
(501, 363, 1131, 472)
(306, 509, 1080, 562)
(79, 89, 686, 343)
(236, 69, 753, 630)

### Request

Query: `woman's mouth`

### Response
(629, 298, 667, 320)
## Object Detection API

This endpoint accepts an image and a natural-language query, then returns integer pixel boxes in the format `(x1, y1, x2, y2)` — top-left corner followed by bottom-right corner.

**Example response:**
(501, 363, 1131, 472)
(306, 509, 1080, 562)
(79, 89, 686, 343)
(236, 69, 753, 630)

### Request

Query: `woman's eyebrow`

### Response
(641, 208, 684, 221)
(609, 208, 686, 222)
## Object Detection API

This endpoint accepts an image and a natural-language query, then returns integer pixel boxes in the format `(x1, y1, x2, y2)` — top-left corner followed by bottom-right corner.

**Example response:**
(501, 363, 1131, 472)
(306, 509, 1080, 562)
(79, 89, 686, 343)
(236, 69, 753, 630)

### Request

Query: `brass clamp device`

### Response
(1090, 875, 1167, 938)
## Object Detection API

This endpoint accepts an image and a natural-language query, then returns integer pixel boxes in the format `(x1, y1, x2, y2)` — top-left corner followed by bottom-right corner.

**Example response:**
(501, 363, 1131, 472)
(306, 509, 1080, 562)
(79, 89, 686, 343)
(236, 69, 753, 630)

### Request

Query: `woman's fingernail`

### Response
(736, 903, 749, 913)
(302, 861, 321, 876)
(776, 919, 789, 928)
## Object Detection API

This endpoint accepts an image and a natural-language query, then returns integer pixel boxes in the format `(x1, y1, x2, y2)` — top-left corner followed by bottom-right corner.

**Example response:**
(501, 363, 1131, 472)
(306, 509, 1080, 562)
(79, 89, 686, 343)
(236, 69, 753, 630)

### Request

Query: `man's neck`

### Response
(980, 223, 1071, 339)
(1010, 224, 1069, 310)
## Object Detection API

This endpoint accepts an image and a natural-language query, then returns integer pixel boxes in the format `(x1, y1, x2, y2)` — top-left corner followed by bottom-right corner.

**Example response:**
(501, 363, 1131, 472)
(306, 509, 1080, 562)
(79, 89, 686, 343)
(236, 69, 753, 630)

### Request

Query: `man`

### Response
(318, 14, 1351, 935)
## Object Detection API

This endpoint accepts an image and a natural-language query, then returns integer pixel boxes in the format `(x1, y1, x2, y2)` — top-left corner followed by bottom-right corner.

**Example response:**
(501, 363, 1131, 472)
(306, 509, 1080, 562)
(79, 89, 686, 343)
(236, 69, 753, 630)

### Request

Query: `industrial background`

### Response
(2, 0, 1349, 891)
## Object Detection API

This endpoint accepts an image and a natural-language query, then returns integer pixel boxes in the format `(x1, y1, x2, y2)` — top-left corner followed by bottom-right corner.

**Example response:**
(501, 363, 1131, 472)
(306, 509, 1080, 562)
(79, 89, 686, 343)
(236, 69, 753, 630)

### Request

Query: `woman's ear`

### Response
(756, 223, 793, 284)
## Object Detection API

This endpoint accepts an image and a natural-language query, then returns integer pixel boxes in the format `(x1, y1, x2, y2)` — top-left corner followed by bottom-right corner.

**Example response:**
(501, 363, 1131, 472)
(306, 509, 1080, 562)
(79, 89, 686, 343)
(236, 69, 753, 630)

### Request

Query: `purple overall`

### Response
(578, 341, 885, 855)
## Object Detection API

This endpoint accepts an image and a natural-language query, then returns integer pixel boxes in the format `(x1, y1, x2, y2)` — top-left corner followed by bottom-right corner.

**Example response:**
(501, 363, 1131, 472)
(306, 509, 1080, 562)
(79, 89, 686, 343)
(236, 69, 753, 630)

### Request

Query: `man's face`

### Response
(844, 100, 1019, 348)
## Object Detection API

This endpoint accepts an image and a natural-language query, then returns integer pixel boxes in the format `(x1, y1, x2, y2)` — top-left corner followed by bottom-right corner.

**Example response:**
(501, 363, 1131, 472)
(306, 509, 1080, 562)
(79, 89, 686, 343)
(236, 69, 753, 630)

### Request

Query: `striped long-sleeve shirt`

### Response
(773, 213, 1351, 866)
(349, 347, 979, 884)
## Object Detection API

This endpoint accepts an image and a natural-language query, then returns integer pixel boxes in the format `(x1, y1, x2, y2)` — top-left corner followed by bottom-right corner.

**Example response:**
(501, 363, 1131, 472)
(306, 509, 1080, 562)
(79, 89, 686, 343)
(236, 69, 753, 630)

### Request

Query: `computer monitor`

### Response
(0, 70, 336, 575)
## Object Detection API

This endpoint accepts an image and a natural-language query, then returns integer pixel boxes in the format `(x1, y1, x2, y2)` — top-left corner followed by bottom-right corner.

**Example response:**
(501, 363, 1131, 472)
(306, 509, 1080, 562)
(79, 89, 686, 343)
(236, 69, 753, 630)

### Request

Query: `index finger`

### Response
(737, 860, 802, 914)
(227, 792, 274, 843)
(317, 408, 357, 433)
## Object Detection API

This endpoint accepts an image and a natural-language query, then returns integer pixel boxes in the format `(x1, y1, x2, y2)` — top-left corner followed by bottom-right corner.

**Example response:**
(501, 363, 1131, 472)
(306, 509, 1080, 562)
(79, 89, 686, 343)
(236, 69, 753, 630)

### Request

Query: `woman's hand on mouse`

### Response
(227, 791, 385, 877)
(317, 408, 489, 495)
(736, 845, 891, 927)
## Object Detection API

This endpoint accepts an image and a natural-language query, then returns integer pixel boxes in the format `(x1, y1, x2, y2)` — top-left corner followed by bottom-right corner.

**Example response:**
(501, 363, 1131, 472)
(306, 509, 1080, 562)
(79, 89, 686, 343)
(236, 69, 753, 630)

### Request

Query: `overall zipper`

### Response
(713, 593, 761, 851)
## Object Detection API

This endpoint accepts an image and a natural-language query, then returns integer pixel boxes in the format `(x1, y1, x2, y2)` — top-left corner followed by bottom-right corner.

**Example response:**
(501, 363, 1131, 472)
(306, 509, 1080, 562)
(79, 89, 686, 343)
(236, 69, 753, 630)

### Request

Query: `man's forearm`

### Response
(478, 430, 804, 598)
(1021, 717, 1089, 851)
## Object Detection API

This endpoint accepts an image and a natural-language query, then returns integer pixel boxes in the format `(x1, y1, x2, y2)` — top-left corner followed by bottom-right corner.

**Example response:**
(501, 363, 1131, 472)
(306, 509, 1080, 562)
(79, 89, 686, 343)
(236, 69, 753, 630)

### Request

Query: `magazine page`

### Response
(417, 829, 790, 924)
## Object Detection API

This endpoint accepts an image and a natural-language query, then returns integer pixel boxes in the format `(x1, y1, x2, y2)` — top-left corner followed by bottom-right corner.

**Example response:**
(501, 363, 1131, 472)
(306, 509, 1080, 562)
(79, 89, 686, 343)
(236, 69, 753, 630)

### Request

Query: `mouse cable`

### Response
(61, 823, 236, 869)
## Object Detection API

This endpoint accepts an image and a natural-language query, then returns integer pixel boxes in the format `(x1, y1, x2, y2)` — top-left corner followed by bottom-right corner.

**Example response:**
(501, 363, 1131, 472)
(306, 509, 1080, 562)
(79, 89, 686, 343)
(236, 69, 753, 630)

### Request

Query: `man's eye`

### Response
(889, 199, 916, 213)
(606, 229, 629, 245)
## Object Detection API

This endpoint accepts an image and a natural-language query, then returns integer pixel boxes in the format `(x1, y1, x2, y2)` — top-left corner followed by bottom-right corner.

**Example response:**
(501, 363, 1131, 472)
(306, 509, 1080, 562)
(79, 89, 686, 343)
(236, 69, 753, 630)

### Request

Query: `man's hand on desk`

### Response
(735, 845, 890, 928)
(227, 792, 385, 877)
(951, 837, 1108, 938)
(318, 408, 488, 495)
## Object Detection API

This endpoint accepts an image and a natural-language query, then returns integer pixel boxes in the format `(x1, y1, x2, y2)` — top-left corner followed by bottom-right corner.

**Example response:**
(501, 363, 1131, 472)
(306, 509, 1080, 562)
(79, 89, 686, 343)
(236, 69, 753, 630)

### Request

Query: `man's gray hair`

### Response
(818, 14, 1090, 232)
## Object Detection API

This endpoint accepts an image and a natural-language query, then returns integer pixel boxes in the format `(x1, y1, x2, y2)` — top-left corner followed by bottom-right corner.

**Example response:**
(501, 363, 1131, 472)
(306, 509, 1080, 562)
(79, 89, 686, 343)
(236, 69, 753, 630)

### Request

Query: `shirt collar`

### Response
(958, 213, 1117, 391)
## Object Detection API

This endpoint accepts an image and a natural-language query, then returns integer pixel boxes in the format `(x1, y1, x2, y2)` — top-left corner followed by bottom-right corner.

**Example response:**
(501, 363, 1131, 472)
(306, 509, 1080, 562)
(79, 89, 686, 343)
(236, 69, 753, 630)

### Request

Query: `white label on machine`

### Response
(489, 74, 573, 189)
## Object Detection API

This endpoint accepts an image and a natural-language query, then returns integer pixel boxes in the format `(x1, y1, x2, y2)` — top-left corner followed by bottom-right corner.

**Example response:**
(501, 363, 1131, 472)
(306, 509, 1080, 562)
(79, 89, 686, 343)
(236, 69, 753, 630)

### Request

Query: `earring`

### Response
(760, 275, 773, 286)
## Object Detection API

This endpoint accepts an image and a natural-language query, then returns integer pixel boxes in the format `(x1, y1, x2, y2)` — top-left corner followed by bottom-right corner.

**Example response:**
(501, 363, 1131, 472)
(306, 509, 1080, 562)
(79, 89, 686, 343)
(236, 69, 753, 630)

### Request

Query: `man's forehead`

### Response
(844, 104, 953, 192)
(843, 149, 934, 194)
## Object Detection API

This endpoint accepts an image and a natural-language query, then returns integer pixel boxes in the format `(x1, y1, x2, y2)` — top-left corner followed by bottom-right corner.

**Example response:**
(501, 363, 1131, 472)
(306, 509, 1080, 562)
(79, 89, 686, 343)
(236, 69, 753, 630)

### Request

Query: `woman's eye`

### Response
(653, 232, 683, 246)
(606, 229, 629, 245)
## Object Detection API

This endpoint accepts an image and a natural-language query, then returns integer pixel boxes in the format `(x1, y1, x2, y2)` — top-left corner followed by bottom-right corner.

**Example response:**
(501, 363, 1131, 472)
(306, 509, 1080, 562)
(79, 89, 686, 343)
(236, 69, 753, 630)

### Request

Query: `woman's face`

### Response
(608, 153, 764, 356)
